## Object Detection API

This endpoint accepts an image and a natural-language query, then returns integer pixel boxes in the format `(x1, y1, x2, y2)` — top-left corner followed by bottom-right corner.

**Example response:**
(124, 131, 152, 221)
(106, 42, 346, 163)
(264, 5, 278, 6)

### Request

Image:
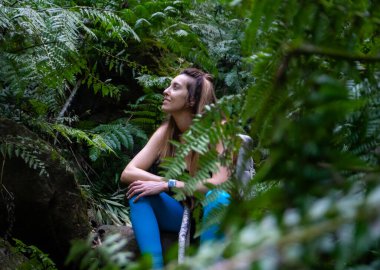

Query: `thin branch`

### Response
(34, 5, 124, 14)
(9, 0, 21, 7)
(293, 44, 380, 63)
(275, 43, 380, 86)
(317, 161, 380, 173)
(10, 41, 59, 54)
(53, 78, 82, 145)
(56, 78, 82, 121)
(1, 156, 14, 199)
(0, 157, 5, 187)
(69, 146, 95, 184)
(92, 46, 138, 66)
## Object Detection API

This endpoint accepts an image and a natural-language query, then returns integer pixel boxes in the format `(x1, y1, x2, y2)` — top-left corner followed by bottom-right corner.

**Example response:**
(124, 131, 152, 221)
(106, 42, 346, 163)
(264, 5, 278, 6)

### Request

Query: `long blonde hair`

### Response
(159, 68, 216, 175)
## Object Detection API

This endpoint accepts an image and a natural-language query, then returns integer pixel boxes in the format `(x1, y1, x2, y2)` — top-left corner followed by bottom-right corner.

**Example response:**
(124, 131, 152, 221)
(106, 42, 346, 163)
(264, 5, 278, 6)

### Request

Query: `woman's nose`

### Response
(163, 87, 170, 94)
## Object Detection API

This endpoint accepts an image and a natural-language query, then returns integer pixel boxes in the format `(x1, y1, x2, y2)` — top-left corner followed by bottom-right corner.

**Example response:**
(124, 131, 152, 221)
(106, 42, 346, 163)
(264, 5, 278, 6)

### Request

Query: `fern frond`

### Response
(88, 121, 147, 161)
(81, 174, 131, 226)
(0, 136, 49, 177)
(79, 7, 140, 43)
(136, 74, 172, 89)
(162, 94, 245, 198)
(51, 123, 115, 154)
(124, 93, 164, 132)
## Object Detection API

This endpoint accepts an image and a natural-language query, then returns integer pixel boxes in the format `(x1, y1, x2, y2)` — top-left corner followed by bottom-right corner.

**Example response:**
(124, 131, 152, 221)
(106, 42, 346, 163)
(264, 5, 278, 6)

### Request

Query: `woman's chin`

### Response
(161, 105, 169, 113)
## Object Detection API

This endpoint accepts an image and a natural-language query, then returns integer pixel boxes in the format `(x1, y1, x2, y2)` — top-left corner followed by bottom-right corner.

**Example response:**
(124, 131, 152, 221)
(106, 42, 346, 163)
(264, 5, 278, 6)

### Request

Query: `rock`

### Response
(91, 224, 178, 262)
(0, 118, 90, 268)
(0, 238, 28, 270)
(91, 224, 140, 258)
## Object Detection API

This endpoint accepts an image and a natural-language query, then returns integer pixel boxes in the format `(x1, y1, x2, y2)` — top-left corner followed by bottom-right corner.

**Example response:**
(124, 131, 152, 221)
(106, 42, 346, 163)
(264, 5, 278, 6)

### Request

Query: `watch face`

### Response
(168, 179, 176, 188)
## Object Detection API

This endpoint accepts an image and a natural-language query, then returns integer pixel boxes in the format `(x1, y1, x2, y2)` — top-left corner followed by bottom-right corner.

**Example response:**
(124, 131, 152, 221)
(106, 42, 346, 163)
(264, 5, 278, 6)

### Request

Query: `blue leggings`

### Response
(129, 190, 230, 269)
(200, 190, 230, 242)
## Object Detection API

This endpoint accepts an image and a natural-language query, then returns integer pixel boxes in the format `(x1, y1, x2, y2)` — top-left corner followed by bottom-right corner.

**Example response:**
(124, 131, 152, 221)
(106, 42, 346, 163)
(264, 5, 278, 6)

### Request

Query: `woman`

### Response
(120, 68, 230, 269)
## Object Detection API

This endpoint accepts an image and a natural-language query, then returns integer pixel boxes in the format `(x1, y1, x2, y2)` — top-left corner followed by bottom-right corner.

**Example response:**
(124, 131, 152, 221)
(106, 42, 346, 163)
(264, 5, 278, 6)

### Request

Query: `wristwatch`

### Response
(168, 179, 177, 191)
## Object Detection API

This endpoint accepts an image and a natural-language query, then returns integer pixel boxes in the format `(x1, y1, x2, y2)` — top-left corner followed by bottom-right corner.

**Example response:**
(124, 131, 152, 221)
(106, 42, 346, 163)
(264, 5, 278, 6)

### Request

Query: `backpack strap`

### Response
(236, 134, 255, 189)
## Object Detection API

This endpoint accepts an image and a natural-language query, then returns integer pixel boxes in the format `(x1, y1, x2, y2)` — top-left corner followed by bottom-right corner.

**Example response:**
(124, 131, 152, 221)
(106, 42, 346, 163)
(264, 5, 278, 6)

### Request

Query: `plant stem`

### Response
(53, 78, 83, 145)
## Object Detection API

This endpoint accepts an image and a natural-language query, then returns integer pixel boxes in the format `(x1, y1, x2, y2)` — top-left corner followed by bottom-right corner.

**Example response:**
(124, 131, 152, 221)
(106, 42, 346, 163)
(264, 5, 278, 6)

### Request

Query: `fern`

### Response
(0, 3, 84, 89)
(182, 1, 380, 268)
(86, 72, 123, 99)
(47, 123, 112, 152)
(88, 120, 147, 162)
(66, 233, 133, 269)
(82, 181, 130, 226)
(183, 2, 250, 94)
(124, 93, 165, 133)
(161, 94, 245, 200)
(0, 0, 139, 101)
(0, 136, 49, 177)
(13, 238, 57, 270)
(135, 74, 172, 89)
(79, 7, 140, 44)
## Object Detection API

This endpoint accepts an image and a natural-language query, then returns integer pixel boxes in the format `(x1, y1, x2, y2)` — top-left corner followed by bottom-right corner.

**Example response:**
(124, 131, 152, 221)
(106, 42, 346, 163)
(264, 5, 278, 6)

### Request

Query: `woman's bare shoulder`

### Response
(152, 122, 168, 138)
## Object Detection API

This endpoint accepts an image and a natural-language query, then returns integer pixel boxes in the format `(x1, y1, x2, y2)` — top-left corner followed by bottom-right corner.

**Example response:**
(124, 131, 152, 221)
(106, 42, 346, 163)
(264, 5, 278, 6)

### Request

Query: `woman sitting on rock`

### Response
(120, 68, 230, 269)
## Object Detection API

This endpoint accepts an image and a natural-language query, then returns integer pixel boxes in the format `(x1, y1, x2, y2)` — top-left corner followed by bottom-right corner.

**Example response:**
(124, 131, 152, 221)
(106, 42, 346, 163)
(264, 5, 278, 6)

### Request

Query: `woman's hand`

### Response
(126, 180, 168, 202)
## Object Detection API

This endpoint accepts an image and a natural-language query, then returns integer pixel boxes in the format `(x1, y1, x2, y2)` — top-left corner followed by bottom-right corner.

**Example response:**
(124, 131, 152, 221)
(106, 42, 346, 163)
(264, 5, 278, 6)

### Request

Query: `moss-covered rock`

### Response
(0, 118, 90, 268)
(0, 238, 28, 270)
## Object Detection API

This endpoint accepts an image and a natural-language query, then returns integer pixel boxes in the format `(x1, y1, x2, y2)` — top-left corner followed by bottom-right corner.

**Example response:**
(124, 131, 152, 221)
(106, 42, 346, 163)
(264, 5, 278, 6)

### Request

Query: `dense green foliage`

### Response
(12, 238, 58, 270)
(66, 234, 136, 270)
(170, 1, 380, 269)
(1, 0, 380, 269)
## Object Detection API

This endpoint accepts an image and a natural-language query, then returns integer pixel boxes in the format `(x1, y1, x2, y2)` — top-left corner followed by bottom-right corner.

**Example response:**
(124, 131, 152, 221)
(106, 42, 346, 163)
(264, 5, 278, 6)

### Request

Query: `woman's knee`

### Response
(200, 190, 230, 244)
(128, 194, 157, 207)
(128, 195, 139, 206)
(205, 190, 230, 206)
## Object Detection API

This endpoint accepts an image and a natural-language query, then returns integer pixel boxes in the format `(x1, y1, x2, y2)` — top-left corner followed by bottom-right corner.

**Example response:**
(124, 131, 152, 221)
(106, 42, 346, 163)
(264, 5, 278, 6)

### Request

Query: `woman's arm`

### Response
(174, 141, 229, 193)
(122, 124, 171, 202)
(125, 133, 229, 202)
(120, 124, 167, 185)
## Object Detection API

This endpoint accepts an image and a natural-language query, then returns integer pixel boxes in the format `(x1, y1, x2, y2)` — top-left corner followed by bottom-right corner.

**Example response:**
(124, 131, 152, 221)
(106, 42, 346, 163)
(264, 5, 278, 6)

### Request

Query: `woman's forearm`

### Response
(173, 180, 218, 194)
(120, 166, 165, 184)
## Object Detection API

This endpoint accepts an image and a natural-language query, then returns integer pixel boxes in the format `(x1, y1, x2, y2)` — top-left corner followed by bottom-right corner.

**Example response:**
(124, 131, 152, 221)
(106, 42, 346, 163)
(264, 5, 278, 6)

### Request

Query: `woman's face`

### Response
(162, 74, 194, 114)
